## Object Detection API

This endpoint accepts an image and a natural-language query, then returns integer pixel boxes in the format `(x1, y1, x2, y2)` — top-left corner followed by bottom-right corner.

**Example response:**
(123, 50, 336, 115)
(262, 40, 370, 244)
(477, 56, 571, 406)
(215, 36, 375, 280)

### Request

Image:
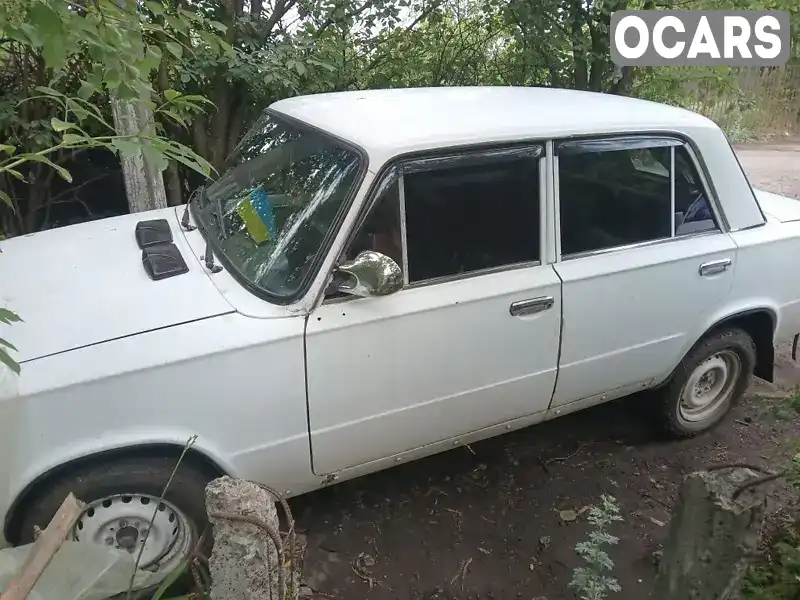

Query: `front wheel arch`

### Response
(4, 443, 227, 545)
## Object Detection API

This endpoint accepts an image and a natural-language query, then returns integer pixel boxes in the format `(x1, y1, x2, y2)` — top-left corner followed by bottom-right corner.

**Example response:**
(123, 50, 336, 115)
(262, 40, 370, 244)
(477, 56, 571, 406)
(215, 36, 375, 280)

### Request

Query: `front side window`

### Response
(192, 111, 363, 300)
(331, 148, 541, 297)
(557, 137, 719, 257)
(403, 157, 540, 282)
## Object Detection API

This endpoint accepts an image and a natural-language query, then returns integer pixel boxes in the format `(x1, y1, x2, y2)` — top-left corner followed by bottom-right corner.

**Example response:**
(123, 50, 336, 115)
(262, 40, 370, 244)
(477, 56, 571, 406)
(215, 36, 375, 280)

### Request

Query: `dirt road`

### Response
(294, 143, 800, 600)
(736, 141, 800, 199)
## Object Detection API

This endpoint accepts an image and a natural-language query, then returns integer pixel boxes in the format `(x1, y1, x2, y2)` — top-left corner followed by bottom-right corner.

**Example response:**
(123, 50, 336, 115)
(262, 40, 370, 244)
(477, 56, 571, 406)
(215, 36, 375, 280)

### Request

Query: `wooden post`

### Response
(0, 493, 85, 600)
(655, 466, 768, 600)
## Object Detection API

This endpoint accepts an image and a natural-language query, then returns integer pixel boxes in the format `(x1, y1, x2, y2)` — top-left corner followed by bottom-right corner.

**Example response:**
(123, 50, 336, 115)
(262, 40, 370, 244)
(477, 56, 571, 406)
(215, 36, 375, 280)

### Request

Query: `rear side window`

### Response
(557, 137, 720, 257)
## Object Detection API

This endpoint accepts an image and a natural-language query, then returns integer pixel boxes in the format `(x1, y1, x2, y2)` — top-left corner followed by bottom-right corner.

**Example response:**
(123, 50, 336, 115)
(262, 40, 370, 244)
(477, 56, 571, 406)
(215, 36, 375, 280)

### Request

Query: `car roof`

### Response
(269, 86, 718, 167)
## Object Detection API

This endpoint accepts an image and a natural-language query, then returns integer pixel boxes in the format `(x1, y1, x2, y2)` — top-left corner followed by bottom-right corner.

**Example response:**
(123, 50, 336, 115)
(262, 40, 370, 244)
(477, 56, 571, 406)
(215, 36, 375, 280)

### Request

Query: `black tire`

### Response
(653, 327, 756, 438)
(15, 454, 215, 590)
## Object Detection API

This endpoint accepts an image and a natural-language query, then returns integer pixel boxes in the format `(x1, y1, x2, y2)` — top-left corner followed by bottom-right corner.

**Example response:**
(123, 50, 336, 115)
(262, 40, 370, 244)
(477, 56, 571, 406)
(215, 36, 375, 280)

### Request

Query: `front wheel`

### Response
(653, 327, 756, 438)
(15, 454, 215, 592)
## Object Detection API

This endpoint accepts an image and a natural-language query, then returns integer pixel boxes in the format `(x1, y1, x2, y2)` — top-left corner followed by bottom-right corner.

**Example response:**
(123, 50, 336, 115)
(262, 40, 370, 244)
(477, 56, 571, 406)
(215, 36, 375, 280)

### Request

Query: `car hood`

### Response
(0, 207, 234, 364)
(754, 188, 800, 223)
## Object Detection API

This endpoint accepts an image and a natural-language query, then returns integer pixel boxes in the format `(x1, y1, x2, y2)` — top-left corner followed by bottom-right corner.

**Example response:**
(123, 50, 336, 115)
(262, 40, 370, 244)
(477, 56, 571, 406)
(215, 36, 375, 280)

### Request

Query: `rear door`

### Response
(550, 136, 736, 407)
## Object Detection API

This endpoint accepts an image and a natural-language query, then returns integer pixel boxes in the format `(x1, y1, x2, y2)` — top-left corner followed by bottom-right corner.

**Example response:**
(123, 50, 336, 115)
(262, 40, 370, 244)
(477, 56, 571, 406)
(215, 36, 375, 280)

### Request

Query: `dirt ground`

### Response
(292, 142, 800, 600)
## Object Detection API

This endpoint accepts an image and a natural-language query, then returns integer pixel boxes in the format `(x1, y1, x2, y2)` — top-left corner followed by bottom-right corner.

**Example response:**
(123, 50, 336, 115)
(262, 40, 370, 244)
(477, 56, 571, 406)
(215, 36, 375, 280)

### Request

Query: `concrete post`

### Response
(655, 466, 769, 600)
(205, 476, 303, 600)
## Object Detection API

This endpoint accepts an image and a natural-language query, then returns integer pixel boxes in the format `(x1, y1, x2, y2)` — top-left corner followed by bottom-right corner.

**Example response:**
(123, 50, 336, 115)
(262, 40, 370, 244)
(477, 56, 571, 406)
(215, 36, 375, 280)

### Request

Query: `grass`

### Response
(743, 522, 800, 600)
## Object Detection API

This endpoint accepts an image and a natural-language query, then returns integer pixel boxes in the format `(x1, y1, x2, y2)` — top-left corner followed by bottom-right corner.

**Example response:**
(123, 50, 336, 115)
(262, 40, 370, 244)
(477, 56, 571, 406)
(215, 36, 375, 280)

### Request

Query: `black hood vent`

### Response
(135, 218, 173, 248)
(141, 242, 189, 281)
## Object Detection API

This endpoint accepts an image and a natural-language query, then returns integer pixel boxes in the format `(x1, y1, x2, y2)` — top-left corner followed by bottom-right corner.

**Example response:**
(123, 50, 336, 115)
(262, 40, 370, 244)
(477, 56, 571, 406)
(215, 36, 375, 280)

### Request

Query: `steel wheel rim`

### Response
(679, 350, 741, 423)
(71, 493, 194, 586)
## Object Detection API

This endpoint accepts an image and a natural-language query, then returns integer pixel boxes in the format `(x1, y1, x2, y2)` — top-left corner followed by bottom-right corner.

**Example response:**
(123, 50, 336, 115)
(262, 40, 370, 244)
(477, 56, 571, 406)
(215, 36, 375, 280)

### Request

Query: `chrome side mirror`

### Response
(335, 250, 403, 297)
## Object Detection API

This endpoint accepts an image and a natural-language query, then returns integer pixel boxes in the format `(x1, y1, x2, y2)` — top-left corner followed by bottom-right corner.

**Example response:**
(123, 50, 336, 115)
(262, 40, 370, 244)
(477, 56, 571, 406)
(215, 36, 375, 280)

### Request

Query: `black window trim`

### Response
(554, 133, 727, 262)
(320, 141, 547, 305)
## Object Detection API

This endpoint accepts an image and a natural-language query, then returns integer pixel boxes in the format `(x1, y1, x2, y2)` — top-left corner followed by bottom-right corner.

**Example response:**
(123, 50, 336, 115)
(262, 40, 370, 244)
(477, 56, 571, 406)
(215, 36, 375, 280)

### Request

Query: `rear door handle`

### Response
(510, 296, 555, 317)
(699, 258, 732, 277)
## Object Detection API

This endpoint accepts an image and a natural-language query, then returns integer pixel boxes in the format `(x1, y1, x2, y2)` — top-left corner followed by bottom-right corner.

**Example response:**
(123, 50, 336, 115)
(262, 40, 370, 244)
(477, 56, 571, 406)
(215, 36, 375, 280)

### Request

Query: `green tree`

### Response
(0, 0, 222, 234)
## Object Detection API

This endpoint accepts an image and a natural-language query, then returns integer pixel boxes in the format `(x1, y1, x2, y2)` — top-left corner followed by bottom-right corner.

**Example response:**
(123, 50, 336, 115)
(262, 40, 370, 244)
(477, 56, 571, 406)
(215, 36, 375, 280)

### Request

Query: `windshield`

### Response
(192, 111, 363, 300)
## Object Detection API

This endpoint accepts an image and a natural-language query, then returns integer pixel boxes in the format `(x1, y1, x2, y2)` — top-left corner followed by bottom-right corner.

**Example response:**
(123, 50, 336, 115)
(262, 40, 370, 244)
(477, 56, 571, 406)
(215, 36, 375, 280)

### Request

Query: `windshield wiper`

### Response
(180, 184, 205, 232)
(180, 184, 223, 274)
(202, 238, 223, 274)
(211, 194, 227, 240)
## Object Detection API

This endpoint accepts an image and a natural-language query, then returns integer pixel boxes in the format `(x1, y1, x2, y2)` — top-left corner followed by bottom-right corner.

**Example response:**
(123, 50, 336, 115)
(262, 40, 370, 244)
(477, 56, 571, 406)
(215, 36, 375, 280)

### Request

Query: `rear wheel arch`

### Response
(652, 326, 756, 437)
(653, 307, 777, 390)
(705, 308, 776, 382)
(3, 443, 227, 545)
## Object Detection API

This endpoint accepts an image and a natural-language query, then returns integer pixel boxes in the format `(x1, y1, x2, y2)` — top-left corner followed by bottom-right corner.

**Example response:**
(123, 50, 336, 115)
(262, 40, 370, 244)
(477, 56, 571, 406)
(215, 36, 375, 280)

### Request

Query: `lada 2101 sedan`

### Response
(2, 86, 800, 587)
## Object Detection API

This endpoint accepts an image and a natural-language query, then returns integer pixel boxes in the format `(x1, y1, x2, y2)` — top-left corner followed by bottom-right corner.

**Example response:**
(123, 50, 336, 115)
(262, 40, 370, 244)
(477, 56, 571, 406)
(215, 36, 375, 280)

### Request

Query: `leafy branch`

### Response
(0, 86, 216, 191)
(0, 308, 22, 374)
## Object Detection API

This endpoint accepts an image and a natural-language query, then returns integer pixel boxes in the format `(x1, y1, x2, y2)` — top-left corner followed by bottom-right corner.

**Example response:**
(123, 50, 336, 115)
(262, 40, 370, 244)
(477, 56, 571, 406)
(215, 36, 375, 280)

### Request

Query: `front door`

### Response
(550, 135, 736, 407)
(304, 145, 562, 475)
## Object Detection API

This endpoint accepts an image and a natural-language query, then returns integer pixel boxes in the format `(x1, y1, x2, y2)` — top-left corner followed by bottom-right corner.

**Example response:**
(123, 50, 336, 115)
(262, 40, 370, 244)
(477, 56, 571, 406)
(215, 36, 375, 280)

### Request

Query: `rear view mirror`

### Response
(335, 250, 403, 297)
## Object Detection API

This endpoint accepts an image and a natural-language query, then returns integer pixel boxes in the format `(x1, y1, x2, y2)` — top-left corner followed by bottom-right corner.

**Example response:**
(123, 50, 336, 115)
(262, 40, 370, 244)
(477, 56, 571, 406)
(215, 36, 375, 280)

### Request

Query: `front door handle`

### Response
(510, 296, 555, 317)
(699, 258, 732, 277)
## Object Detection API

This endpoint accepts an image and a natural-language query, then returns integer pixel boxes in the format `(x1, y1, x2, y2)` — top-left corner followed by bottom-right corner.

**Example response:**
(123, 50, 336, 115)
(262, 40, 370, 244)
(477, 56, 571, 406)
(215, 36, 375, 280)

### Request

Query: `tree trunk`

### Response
(570, 0, 588, 90)
(110, 97, 168, 214)
(111, 0, 167, 214)
(164, 162, 183, 206)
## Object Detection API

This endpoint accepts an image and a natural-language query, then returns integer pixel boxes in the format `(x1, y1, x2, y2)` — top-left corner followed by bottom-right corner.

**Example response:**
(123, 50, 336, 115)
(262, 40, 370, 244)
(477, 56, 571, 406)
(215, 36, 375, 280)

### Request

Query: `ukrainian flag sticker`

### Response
(238, 187, 277, 245)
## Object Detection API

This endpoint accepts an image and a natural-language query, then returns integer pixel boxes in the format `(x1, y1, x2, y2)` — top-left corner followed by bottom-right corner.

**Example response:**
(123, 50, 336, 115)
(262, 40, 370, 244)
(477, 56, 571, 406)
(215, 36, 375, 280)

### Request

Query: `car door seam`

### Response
(547, 265, 565, 412)
(302, 315, 317, 475)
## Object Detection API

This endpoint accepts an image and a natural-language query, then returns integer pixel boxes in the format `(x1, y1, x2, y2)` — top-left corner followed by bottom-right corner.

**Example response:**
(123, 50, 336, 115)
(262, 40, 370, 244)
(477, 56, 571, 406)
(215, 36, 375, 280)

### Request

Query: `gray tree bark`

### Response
(110, 0, 167, 214)
(655, 467, 768, 600)
(110, 97, 168, 214)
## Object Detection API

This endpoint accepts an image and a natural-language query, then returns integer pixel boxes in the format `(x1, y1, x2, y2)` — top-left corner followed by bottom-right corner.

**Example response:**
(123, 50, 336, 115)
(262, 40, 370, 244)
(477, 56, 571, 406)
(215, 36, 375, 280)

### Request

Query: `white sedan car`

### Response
(2, 86, 800, 587)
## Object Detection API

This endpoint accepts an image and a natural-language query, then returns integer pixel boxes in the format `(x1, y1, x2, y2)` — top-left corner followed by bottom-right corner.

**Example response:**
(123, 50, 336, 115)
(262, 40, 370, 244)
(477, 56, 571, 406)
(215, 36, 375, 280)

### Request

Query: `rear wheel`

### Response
(653, 327, 756, 437)
(15, 454, 215, 592)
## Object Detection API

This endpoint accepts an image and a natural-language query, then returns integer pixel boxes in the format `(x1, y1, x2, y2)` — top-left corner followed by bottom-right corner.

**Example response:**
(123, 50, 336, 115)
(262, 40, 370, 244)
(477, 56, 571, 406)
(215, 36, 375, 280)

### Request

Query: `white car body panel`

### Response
(305, 264, 562, 474)
(551, 233, 737, 406)
(1, 86, 799, 544)
(0, 207, 234, 362)
(754, 188, 800, 224)
(2, 309, 314, 518)
(728, 221, 800, 345)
